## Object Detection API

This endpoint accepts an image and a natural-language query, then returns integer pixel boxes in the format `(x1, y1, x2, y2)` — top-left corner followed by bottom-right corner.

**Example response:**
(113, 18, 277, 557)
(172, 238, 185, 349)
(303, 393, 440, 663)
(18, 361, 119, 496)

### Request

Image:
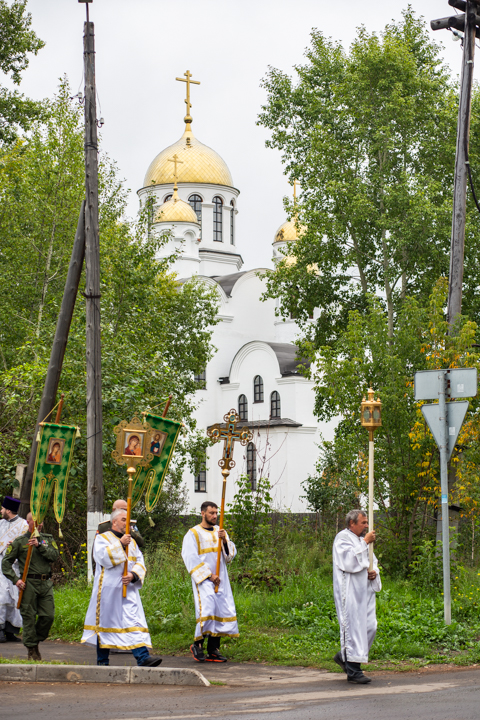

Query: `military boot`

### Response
(27, 645, 42, 661)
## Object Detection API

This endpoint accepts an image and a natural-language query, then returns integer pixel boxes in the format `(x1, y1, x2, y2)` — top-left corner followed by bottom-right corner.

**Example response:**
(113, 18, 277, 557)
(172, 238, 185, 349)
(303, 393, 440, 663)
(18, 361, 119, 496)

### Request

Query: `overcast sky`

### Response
(12, 0, 472, 270)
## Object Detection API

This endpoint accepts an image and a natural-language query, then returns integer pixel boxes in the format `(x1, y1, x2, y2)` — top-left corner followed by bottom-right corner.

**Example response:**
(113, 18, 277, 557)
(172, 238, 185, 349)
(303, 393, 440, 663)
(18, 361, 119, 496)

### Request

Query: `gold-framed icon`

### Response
(112, 415, 154, 469)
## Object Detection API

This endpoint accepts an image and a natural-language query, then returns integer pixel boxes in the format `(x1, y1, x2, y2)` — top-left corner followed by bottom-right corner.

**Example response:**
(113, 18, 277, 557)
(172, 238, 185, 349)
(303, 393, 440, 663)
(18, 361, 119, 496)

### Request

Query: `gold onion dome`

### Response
(273, 220, 305, 244)
(144, 126, 234, 188)
(154, 186, 199, 224)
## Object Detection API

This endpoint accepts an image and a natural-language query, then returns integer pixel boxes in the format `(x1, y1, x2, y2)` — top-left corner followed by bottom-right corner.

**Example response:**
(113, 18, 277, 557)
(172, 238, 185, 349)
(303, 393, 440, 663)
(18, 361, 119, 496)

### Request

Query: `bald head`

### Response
(112, 499, 127, 512)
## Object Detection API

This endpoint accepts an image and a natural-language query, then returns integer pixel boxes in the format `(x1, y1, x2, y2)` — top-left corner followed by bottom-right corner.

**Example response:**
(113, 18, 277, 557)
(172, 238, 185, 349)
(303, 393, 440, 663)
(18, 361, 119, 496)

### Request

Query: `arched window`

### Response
(188, 194, 203, 222)
(238, 394, 248, 421)
(253, 375, 264, 403)
(270, 391, 281, 419)
(230, 200, 235, 245)
(164, 194, 172, 203)
(195, 456, 207, 493)
(213, 196, 223, 241)
(247, 442, 256, 490)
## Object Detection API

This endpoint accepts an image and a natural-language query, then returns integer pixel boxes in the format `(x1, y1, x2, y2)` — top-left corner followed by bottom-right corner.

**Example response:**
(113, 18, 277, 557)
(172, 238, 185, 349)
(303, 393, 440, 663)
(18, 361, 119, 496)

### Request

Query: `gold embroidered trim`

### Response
(95, 567, 105, 629)
(191, 527, 201, 554)
(194, 632, 239, 641)
(84, 624, 149, 634)
(196, 615, 237, 623)
(190, 562, 205, 575)
(97, 642, 152, 650)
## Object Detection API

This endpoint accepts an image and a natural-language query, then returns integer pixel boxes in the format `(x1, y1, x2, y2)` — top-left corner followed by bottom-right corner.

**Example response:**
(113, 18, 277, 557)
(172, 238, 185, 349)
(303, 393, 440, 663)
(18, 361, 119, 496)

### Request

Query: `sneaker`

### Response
(205, 650, 227, 663)
(190, 643, 205, 663)
(333, 651, 346, 673)
(140, 656, 162, 668)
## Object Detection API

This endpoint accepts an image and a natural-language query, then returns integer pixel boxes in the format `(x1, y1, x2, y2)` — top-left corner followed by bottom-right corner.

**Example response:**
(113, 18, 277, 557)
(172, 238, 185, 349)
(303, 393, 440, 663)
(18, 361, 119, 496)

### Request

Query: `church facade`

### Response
(137, 74, 321, 512)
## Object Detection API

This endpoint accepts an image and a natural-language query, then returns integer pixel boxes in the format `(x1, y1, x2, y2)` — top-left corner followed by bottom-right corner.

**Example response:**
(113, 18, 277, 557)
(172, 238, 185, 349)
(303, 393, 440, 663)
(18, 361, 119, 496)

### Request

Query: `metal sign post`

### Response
(414, 367, 477, 624)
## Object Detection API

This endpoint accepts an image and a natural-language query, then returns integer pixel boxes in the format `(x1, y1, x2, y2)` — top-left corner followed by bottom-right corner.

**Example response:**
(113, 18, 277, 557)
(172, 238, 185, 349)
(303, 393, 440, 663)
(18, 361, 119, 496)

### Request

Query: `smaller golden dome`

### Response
(154, 188, 199, 225)
(273, 219, 305, 244)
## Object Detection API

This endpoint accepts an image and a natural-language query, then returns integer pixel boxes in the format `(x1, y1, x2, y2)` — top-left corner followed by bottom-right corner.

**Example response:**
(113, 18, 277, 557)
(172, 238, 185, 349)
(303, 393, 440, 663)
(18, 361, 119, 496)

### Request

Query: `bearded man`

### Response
(0, 496, 29, 642)
(332, 509, 381, 684)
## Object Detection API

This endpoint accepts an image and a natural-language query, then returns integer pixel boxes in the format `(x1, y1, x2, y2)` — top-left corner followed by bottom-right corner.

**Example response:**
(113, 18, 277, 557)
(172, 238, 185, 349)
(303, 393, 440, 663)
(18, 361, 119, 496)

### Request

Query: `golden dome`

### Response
(154, 187, 199, 224)
(144, 126, 233, 188)
(273, 220, 305, 244)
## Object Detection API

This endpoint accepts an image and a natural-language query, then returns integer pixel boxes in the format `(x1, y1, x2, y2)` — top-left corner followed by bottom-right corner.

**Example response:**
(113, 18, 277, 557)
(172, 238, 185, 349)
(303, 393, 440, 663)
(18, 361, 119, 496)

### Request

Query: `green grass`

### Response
(50, 543, 480, 671)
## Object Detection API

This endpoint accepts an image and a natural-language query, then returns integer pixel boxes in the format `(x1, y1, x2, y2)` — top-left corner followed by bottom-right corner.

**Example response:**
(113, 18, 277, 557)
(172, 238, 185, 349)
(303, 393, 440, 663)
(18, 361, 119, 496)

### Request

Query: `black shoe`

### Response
(348, 673, 372, 684)
(140, 656, 162, 668)
(333, 651, 346, 673)
(5, 633, 22, 643)
(190, 644, 205, 663)
(0, 630, 6, 644)
(205, 650, 227, 663)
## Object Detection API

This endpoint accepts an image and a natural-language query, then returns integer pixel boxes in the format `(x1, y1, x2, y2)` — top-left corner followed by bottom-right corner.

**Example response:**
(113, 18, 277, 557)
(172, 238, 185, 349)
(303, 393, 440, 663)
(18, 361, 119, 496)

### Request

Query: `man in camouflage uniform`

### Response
(2, 512, 59, 660)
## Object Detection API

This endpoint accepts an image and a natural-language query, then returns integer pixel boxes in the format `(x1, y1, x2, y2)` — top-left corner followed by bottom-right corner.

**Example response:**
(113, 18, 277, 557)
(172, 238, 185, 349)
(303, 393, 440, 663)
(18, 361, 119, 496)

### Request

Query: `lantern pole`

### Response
(360, 388, 382, 571)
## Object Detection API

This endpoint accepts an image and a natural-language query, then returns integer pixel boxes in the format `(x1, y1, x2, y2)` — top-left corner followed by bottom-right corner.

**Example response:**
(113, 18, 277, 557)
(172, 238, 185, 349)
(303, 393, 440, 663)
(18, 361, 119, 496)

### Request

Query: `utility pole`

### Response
(80, 0, 104, 548)
(431, 0, 480, 325)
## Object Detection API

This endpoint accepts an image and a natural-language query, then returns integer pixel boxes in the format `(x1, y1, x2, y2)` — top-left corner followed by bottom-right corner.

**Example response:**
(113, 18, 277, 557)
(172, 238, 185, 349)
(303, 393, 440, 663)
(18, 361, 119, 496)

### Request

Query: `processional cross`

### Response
(176, 70, 200, 125)
(207, 410, 253, 592)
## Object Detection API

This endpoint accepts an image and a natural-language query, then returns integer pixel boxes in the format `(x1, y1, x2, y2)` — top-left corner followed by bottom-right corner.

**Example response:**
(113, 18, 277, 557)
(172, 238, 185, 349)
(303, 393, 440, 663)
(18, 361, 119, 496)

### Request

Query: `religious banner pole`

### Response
(207, 410, 252, 593)
(360, 389, 382, 571)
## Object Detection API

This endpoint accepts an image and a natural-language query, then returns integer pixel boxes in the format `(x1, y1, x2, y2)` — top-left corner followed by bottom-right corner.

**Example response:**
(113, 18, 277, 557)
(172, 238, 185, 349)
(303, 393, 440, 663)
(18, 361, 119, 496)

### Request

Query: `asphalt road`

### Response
(2, 651, 480, 720)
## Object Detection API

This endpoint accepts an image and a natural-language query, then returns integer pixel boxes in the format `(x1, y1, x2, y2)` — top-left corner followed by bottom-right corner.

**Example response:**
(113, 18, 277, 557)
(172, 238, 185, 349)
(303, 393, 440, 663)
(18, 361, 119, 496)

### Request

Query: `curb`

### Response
(0, 664, 210, 687)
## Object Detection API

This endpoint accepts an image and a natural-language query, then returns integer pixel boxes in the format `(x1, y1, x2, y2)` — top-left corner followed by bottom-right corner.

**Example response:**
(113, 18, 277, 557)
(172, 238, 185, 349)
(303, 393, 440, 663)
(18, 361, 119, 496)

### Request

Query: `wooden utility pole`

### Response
(432, 0, 479, 325)
(83, 6, 104, 517)
(20, 204, 86, 518)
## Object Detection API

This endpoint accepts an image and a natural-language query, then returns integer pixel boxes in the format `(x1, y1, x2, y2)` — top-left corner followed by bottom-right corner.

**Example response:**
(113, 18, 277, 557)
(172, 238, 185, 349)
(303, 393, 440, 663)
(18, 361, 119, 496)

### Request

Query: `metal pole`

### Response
(368, 431, 374, 571)
(20, 203, 86, 518)
(439, 370, 451, 624)
(448, 1, 476, 327)
(83, 18, 104, 517)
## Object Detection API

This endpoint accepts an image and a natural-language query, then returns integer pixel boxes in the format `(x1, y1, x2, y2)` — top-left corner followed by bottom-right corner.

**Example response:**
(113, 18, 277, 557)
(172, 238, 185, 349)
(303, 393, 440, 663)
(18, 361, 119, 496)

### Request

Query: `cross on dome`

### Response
(176, 70, 201, 126)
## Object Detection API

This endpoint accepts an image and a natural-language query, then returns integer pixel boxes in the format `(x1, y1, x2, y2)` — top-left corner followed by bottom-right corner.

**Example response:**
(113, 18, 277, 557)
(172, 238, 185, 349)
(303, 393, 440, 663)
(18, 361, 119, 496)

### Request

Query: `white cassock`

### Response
(81, 531, 152, 650)
(0, 515, 29, 630)
(333, 528, 382, 664)
(182, 524, 239, 642)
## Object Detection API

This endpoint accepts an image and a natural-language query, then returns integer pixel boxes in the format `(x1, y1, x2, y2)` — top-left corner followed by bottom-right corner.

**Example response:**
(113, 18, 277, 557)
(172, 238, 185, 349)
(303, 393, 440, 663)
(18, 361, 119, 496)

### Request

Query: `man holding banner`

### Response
(0, 496, 29, 643)
(2, 512, 59, 660)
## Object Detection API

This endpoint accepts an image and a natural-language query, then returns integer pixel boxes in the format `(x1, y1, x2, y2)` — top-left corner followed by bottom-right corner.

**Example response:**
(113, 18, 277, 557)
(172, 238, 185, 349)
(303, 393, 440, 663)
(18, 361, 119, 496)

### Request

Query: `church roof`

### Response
(273, 219, 306, 244)
(266, 342, 310, 376)
(207, 418, 302, 430)
(144, 125, 234, 188)
(210, 272, 247, 297)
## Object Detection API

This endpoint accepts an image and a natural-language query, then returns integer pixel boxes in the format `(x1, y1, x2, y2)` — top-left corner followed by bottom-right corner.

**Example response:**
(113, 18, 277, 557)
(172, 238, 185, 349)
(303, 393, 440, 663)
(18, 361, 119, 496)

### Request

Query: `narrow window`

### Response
(195, 458, 207, 492)
(270, 391, 281, 419)
(194, 369, 206, 389)
(230, 200, 235, 245)
(238, 394, 248, 421)
(188, 194, 203, 222)
(253, 375, 264, 403)
(247, 442, 256, 491)
(164, 194, 173, 202)
(213, 196, 223, 242)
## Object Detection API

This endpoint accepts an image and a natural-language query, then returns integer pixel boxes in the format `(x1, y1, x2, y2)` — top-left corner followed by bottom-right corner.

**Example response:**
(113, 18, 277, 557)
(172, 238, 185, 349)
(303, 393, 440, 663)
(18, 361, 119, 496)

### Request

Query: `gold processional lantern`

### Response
(360, 388, 382, 571)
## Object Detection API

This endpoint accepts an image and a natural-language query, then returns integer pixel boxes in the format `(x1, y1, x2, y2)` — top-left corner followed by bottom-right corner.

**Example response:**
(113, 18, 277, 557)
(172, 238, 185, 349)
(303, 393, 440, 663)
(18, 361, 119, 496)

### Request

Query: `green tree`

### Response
(0, 0, 44, 143)
(257, 9, 480, 346)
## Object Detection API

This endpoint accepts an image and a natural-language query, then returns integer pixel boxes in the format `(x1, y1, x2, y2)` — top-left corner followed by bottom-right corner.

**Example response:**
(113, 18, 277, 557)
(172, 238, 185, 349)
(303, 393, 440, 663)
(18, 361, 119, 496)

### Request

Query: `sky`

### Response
(10, 0, 473, 270)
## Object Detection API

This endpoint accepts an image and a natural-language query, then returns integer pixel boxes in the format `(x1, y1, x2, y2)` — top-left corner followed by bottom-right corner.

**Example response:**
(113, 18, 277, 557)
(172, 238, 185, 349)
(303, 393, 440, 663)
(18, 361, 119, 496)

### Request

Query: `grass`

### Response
(49, 540, 480, 672)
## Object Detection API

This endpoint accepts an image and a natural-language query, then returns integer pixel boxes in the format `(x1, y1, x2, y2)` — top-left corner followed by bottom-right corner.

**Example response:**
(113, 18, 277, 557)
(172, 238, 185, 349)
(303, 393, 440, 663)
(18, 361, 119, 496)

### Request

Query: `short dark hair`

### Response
(201, 501, 218, 512)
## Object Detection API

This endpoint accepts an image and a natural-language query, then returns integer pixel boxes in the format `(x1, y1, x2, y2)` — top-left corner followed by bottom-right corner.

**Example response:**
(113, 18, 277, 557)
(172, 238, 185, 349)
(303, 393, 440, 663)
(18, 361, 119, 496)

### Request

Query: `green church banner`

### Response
(31, 422, 78, 525)
(131, 413, 182, 511)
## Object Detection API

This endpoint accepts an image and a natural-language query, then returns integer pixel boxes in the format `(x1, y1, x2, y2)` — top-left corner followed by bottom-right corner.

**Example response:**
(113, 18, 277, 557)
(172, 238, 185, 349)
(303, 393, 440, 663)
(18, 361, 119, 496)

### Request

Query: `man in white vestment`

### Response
(182, 500, 238, 663)
(0, 496, 29, 643)
(81, 508, 161, 667)
(332, 509, 381, 684)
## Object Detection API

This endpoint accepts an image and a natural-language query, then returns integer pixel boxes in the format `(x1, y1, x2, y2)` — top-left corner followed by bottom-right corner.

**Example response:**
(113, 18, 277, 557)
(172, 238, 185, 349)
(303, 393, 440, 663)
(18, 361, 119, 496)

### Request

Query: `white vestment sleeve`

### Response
(182, 529, 212, 584)
(334, 534, 370, 573)
(94, 533, 126, 568)
(221, 531, 236, 564)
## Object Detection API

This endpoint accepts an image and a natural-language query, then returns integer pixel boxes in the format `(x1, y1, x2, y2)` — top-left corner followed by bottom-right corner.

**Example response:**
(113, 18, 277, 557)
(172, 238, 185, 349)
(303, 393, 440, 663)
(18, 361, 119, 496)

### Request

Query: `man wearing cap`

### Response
(0, 496, 28, 643)
(2, 512, 59, 660)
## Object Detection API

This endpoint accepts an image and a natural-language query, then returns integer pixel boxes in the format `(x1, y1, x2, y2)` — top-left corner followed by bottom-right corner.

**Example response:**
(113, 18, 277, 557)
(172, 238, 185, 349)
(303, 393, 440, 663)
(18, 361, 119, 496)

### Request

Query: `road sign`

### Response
(414, 368, 477, 401)
(421, 401, 469, 460)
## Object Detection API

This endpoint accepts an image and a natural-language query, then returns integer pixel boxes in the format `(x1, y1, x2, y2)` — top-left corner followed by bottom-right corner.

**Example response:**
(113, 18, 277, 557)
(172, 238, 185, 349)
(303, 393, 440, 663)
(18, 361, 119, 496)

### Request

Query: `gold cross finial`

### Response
(168, 154, 184, 199)
(292, 179, 299, 203)
(176, 70, 201, 126)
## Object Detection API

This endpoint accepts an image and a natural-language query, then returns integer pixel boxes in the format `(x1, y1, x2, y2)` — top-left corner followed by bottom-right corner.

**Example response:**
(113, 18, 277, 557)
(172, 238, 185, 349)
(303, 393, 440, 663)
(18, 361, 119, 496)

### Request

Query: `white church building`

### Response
(137, 75, 321, 513)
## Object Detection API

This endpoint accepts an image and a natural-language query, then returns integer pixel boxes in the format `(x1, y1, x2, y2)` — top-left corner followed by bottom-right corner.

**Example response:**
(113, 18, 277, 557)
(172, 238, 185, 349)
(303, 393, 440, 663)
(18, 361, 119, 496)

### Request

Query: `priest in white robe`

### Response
(332, 509, 381, 684)
(0, 496, 29, 643)
(182, 500, 238, 663)
(81, 508, 161, 667)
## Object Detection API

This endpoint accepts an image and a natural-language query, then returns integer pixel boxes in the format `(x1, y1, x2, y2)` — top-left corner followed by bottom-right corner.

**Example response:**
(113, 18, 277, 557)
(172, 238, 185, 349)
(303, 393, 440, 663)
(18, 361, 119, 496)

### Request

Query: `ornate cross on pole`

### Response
(176, 70, 200, 125)
(168, 153, 183, 186)
(207, 409, 252, 592)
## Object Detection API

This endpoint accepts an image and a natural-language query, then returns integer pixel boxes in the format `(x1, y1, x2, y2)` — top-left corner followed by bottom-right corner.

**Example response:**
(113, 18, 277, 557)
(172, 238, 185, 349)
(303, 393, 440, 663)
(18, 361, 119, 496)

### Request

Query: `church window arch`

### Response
(230, 200, 235, 245)
(247, 442, 256, 490)
(188, 194, 203, 222)
(270, 391, 281, 419)
(253, 375, 264, 403)
(213, 196, 223, 242)
(238, 394, 248, 421)
(163, 193, 173, 203)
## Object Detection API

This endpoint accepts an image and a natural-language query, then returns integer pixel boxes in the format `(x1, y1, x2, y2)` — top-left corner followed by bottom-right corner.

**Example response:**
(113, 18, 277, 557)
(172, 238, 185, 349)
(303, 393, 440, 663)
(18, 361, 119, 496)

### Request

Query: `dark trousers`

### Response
(195, 636, 220, 654)
(96, 638, 150, 666)
(20, 579, 55, 648)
